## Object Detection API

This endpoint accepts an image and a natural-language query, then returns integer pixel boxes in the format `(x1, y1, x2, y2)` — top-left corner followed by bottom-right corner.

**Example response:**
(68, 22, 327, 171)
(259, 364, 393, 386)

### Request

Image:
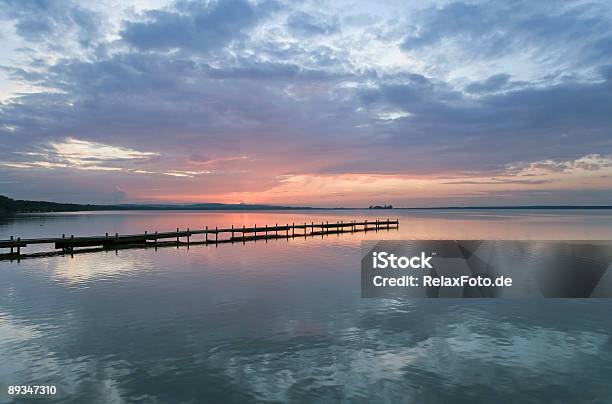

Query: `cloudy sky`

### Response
(1, 0, 611, 207)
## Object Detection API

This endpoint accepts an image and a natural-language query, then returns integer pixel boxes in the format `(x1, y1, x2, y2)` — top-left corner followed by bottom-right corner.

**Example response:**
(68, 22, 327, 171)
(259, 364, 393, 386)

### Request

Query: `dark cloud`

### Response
(121, 0, 278, 52)
(0, 0, 101, 47)
(349, 66, 612, 174)
(465, 73, 511, 94)
(3, 48, 612, 180)
(599, 65, 612, 81)
(0, 47, 359, 178)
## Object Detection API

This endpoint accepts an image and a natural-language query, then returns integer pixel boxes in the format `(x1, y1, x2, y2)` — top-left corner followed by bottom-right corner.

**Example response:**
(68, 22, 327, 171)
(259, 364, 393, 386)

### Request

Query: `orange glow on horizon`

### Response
(132, 161, 612, 206)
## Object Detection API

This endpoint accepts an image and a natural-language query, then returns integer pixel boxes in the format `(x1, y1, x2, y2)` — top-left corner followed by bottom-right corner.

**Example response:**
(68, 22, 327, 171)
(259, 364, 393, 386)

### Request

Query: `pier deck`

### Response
(0, 219, 399, 261)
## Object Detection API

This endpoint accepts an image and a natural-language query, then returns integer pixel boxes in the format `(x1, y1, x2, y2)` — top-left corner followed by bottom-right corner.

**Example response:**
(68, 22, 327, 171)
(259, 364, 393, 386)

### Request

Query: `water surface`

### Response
(1, 210, 612, 403)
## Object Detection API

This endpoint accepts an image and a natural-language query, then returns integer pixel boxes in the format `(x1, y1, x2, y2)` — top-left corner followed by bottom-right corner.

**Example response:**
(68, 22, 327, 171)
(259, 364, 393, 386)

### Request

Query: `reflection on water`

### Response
(1, 210, 612, 403)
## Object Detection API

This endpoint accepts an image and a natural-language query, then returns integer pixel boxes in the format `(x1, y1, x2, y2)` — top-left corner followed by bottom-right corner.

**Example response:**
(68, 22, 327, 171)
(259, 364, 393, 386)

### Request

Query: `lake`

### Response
(1, 210, 612, 403)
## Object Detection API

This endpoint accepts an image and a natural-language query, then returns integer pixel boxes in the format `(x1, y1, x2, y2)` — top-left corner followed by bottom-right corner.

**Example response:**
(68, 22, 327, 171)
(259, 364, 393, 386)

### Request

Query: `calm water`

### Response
(1, 210, 612, 403)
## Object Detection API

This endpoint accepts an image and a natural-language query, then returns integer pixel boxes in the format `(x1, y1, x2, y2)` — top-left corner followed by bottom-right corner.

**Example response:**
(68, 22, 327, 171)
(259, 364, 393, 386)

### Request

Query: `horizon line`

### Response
(2, 195, 612, 211)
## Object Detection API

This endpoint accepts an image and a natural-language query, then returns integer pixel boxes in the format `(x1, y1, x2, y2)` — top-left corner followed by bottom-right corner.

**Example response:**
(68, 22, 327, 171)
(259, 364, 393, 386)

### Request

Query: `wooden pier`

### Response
(0, 219, 399, 261)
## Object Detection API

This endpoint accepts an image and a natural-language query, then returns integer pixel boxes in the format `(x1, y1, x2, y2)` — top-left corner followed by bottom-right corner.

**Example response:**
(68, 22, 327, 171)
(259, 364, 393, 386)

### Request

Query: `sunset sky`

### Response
(1, 0, 611, 207)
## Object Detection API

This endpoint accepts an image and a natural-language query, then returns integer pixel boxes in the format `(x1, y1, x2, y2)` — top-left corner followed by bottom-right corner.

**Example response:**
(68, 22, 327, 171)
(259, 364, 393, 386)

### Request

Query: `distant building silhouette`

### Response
(368, 204, 393, 209)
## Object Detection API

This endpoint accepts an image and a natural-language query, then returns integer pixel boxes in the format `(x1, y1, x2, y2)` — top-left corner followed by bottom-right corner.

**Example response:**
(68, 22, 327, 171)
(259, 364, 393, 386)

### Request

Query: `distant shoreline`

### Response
(392, 206, 612, 210)
(1, 195, 611, 214)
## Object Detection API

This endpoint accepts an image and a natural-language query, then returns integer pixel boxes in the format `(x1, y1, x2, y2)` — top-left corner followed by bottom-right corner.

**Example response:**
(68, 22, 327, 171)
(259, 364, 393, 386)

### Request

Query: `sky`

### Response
(0, 0, 611, 207)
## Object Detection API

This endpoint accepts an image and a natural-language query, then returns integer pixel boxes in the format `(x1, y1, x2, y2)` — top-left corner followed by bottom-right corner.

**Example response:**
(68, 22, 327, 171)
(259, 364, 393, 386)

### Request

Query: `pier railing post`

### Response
(17, 237, 21, 257)
(155, 231, 158, 249)
(187, 228, 190, 246)
(215, 227, 218, 244)
(292, 222, 295, 237)
(10, 236, 13, 255)
(231, 225, 234, 239)
(254, 224, 257, 239)
(206, 226, 208, 243)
